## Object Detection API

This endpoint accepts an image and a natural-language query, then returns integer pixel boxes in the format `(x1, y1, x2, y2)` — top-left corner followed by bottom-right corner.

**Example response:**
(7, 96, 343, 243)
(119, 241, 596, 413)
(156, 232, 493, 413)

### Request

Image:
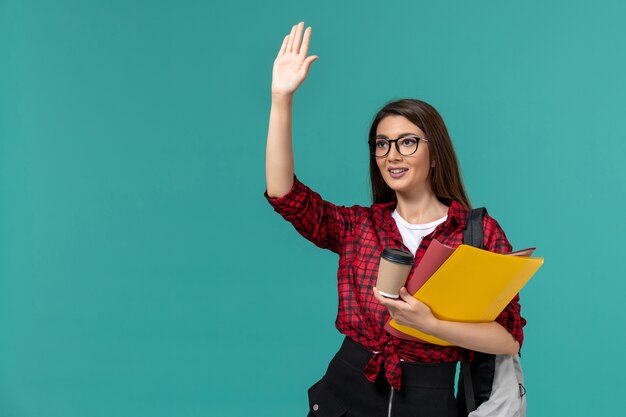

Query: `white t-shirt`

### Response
(391, 209, 448, 256)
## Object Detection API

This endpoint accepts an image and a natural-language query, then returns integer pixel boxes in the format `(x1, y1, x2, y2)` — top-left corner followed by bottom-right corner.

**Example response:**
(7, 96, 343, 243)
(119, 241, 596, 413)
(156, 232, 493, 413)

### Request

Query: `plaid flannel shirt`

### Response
(265, 176, 526, 391)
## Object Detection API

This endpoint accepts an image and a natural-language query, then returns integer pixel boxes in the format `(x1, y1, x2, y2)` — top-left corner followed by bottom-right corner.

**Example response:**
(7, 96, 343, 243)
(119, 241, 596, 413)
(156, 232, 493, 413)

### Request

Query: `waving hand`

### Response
(271, 22, 319, 96)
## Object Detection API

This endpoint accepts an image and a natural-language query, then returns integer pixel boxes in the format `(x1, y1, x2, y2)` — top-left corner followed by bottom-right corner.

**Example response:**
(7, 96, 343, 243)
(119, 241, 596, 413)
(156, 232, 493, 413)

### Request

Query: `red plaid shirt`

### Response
(265, 176, 526, 391)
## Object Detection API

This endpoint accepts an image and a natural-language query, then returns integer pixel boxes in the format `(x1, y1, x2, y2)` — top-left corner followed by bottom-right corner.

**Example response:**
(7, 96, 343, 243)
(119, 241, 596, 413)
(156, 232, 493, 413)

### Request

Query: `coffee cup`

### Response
(376, 248, 414, 298)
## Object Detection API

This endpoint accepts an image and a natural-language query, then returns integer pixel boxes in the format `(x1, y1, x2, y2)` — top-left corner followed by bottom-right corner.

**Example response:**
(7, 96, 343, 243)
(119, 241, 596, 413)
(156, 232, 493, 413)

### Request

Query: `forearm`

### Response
(429, 320, 520, 355)
(265, 94, 295, 198)
(374, 287, 522, 355)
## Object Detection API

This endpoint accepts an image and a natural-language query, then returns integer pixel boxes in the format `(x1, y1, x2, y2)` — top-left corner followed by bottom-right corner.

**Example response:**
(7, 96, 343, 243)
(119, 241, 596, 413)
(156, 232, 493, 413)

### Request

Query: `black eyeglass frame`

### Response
(368, 135, 430, 158)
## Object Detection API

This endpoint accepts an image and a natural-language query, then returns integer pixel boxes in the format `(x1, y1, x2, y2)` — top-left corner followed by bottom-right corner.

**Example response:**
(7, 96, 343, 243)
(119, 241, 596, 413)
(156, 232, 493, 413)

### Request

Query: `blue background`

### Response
(1, 0, 625, 415)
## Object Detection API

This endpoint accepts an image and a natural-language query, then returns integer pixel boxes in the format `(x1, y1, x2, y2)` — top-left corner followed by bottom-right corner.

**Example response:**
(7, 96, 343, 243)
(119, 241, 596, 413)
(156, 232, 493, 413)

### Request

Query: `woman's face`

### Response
(375, 115, 432, 198)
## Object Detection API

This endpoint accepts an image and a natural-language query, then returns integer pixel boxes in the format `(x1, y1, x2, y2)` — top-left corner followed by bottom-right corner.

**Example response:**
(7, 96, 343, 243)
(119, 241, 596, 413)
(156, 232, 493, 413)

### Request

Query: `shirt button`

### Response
(313, 404, 319, 411)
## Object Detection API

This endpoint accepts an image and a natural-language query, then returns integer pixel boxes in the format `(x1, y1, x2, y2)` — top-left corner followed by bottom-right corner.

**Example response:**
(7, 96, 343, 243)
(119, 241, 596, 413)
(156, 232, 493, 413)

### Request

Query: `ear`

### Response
(431, 159, 436, 168)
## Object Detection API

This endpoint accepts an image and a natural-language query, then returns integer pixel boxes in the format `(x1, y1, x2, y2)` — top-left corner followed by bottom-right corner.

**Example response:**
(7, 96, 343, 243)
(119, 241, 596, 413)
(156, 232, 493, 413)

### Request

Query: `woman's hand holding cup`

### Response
(373, 287, 439, 335)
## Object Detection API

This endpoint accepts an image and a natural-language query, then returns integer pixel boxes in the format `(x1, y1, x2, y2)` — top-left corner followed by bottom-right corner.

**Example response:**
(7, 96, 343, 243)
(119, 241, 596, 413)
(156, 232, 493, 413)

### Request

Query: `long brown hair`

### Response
(368, 98, 471, 208)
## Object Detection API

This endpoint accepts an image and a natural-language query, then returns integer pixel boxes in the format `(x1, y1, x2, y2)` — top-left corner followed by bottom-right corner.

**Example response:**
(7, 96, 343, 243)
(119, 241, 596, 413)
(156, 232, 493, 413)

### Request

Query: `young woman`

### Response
(265, 21, 525, 417)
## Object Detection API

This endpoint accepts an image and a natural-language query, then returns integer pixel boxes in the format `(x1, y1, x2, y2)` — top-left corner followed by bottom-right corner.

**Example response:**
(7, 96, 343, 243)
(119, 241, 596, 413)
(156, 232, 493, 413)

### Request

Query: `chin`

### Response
(383, 177, 427, 196)
(383, 177, 411, 192)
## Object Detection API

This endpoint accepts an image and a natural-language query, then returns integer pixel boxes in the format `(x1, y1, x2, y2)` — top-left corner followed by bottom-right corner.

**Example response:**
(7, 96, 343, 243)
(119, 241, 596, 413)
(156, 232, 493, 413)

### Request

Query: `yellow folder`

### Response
(388, 242, 544, 346)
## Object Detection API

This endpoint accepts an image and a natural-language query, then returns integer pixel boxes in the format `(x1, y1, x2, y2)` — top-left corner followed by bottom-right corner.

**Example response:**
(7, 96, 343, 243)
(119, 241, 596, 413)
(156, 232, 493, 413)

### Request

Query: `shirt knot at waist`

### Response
(363, 341, 403, 391)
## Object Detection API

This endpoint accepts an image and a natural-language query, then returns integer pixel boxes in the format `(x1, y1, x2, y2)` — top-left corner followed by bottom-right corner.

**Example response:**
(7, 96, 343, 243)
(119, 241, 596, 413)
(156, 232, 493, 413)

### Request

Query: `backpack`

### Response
(456, 208, 527, 417)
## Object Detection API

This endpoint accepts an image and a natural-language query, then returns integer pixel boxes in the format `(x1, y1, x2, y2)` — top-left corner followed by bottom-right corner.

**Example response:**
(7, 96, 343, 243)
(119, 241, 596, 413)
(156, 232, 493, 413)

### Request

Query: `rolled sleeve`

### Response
(264, 175, 310, 216)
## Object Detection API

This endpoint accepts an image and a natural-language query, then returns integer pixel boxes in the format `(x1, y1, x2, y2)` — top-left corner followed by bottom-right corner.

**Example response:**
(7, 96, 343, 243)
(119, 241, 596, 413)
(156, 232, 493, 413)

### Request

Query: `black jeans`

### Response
(307, 337, 458, 417)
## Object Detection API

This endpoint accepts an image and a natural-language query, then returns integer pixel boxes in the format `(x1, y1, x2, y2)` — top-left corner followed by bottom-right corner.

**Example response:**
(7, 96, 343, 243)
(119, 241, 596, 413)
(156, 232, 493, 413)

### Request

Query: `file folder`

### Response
(385, 240, 543, 346)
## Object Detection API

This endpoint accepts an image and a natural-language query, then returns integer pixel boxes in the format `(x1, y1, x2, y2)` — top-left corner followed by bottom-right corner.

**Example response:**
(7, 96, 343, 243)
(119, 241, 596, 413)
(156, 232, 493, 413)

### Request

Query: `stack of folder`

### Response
(385, 240, 544, 346)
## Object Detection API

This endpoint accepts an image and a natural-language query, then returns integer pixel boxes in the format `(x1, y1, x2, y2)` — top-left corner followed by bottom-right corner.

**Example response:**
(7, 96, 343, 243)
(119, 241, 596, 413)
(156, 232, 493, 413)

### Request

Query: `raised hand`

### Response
(271, 21, 319, 96)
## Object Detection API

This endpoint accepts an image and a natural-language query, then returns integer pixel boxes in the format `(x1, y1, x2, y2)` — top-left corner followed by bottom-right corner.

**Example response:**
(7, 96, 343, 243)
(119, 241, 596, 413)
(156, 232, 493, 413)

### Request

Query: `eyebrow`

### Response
(375, 133, 420, 139)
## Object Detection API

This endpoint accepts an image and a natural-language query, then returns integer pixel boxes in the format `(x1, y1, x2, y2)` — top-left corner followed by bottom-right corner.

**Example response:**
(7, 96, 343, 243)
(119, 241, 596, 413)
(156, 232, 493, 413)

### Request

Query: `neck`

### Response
(395, 187, 449, 224)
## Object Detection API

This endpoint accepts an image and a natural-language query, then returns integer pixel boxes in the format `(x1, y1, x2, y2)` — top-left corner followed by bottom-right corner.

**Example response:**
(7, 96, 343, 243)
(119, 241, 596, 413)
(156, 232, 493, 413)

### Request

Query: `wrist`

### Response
(423, 316, 442, 336)
(271, 92, 294, 105)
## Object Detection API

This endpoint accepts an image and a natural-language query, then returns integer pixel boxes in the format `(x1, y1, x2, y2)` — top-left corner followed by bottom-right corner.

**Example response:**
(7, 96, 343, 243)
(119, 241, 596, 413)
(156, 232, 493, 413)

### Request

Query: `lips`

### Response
(388, 167, 408, 179)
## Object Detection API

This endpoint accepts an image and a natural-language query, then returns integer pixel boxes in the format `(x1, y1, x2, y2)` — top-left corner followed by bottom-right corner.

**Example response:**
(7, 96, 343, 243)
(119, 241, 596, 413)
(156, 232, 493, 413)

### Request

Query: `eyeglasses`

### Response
(368, 135, 429, 158)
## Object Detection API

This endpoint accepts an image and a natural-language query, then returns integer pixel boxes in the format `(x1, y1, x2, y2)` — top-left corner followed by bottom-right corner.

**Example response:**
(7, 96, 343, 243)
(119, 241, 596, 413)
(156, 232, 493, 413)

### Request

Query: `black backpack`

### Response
(456, 207, 496, 415)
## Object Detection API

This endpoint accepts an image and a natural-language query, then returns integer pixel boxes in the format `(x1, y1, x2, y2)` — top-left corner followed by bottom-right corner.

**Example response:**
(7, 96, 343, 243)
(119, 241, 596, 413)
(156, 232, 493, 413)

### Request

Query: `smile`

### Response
(388, 168, 408, 179)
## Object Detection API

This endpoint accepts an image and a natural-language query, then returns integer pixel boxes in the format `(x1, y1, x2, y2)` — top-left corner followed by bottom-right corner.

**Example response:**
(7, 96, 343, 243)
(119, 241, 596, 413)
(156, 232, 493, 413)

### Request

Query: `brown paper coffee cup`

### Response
(376, 248, 414, 298)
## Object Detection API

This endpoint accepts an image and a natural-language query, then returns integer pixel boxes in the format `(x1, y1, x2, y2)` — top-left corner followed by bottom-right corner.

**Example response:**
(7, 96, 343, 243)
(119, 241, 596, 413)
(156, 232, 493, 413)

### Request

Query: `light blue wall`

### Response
(1, 1, 625, 416)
